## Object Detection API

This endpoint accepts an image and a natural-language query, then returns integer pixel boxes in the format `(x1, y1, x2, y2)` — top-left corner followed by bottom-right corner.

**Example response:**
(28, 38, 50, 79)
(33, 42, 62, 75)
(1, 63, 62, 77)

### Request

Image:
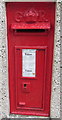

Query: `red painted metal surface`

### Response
(6, 2, 56, 117)
(11, 22, 50, 29)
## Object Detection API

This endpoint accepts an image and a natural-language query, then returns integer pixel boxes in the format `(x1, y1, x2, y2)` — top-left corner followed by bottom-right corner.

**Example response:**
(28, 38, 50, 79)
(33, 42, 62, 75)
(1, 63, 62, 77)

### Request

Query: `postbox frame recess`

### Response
(6, 2, 56, 117)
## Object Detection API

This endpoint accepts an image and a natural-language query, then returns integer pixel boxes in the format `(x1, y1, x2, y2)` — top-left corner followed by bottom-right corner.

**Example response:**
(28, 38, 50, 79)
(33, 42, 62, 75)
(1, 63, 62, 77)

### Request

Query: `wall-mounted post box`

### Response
(6, 2, 56, 117)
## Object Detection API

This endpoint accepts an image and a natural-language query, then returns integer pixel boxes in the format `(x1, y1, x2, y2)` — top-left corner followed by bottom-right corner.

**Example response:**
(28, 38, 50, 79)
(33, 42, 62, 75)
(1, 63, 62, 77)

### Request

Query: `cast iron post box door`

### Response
(6, 2, 56, 116)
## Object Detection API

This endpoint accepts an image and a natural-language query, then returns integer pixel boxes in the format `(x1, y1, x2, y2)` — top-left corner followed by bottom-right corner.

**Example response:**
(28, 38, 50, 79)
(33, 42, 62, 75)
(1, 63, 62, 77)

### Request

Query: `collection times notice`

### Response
(22, 49, 36, 77)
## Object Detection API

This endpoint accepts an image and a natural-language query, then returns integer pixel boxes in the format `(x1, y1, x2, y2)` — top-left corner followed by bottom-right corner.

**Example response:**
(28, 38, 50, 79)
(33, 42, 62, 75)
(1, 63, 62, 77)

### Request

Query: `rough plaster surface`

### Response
(0, 2, 9, 119)
(50, 2, 60, 118)
(60, 3, 62, 120)
(0, 1, 61, 119)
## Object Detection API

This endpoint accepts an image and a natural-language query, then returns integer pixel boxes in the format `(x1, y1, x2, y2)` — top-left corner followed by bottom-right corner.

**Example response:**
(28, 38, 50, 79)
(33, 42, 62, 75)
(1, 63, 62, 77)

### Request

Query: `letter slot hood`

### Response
(11, 22, 51, 30)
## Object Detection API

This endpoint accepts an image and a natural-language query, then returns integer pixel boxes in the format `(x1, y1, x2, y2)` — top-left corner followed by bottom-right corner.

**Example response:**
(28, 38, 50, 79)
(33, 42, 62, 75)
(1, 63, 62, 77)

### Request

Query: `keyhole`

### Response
(24, 84, 27, 88)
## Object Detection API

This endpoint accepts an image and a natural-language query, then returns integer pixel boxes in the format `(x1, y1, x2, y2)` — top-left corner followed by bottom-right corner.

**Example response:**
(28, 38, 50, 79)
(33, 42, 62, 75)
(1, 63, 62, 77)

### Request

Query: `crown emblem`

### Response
(24, 8, 38, 22)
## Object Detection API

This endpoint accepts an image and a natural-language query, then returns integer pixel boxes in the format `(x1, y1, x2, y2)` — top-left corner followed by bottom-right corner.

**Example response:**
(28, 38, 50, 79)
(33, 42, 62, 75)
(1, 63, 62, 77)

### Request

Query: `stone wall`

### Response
(60, 2, 62, 120)
(0, 1, 61, 119)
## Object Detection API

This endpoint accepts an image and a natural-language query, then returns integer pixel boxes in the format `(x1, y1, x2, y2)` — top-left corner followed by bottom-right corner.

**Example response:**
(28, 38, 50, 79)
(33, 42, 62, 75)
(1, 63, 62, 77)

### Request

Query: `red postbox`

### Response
(6, 2, 56, 116)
